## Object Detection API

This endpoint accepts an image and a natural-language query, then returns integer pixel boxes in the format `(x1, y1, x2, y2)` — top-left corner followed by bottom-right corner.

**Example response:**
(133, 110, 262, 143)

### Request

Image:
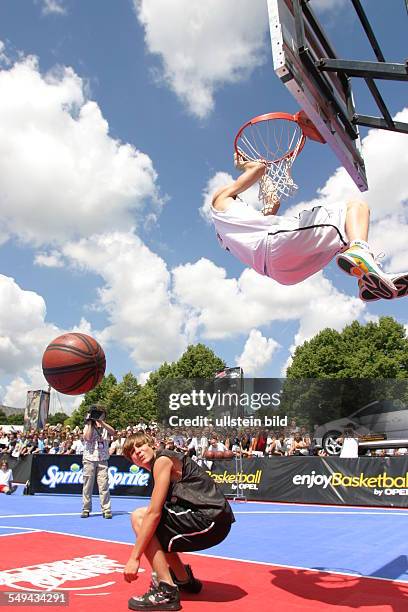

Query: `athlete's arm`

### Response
(212, 161, 266, 212)
(129, 456, 172, 561)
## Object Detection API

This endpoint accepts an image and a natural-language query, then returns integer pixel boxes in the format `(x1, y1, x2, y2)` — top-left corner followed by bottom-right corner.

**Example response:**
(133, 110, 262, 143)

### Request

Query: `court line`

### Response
(0, 512, 129, 519)
(2, 528, 407, 587)
(0, 531, 41, 537)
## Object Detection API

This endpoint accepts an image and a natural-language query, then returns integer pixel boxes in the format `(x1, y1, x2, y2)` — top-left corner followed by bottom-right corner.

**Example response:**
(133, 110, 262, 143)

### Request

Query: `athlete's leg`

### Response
(344, 199, 370, 242)
(130, 508, 176, 585)
(338, 199, 397, 298)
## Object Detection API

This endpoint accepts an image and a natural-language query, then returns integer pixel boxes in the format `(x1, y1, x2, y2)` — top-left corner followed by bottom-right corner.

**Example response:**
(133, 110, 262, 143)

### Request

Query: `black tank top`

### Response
(152, 450, 235, 521)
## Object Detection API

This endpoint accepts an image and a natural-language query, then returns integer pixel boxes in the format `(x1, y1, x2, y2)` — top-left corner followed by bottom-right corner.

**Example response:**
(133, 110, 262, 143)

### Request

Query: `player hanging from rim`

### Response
(211, 150, 408, 302)
(122, 431, 235, 611)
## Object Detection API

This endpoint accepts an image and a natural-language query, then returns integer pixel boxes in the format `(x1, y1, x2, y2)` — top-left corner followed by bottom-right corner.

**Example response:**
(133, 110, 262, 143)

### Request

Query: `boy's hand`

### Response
(124, 557, 140, 583)
(234, 149, 266, 172)
(234, 149, 251, 171)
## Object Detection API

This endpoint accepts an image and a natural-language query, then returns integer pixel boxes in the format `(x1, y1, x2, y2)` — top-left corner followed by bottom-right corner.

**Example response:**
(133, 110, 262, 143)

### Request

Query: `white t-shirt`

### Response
(340, 437, 359, 458)
(0, 468, 13, 487)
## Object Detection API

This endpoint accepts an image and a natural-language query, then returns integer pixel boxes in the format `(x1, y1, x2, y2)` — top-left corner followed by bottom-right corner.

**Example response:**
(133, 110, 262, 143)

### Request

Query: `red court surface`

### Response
(0, 532, 407, 611)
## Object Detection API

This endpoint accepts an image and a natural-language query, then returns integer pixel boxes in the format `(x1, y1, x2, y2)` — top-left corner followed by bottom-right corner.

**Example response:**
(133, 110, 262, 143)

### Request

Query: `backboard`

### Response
(267, 0, 368, 191)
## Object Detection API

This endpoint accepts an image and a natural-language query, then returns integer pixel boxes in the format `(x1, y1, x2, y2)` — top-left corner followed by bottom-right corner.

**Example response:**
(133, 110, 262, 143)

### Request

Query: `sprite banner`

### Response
(208, 456, 408, 507)
(29, 455, 153, 496)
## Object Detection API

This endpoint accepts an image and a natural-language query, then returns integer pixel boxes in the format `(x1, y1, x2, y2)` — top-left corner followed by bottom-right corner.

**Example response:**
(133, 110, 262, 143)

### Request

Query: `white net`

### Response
(235, 116, 304, 214)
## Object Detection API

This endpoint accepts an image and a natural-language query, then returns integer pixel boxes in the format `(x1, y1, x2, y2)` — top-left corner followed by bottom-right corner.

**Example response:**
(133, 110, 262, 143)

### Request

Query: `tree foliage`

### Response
(281, 316, 408, 428)
(287, 317, 408, 379)
(67, 344, 225, 430)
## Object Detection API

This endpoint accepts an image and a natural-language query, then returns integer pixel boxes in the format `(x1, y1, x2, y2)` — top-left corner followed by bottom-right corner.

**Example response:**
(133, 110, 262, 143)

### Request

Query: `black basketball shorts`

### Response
(155, 502, 232, 553)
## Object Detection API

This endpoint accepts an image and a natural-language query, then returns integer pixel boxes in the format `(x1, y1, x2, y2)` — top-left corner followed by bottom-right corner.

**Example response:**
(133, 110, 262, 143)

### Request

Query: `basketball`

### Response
(223, 450, 234, 459)
(213, 450, 225, 460)
(42, 333, 106, 395)
(204, 450, 215, 460)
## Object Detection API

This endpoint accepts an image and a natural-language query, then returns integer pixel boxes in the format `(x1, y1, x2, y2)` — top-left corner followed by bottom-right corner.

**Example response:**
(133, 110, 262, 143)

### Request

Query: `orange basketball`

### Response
(213, 451, 225, 460)
(42, 333, 106, 395)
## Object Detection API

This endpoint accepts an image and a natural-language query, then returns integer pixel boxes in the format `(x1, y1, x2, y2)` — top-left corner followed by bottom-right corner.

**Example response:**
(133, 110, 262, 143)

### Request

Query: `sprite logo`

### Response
(40, 463, 150, 490)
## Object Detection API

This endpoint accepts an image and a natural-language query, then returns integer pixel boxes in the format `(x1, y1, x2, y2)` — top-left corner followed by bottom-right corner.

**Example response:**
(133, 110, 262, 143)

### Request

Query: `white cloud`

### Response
(34, 250, 65, 268)
(39, 0, 67, 16)
(63, 232, 188, 370)
(235, 329, 280, 375)
(173, 258, 364, 342)
(0, 274, 97, 411)
(138, 371, 151, 386)
(0, 54, 161, 246)
(134, 0, 268, 118)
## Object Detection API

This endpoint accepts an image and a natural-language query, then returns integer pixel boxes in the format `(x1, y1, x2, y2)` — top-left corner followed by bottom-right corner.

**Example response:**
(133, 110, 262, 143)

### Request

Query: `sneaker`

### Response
(103, 511, 113, 519)
(337, 247, 397, 299)
(359, 272, 408, 302)
(80, 510, 90, 518)
(169, 564, 202, 594)
(128, 581, 180, 611)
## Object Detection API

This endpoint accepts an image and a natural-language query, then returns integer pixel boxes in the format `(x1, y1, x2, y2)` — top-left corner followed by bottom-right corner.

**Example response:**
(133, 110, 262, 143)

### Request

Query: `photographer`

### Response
(81, 404, 115, 519)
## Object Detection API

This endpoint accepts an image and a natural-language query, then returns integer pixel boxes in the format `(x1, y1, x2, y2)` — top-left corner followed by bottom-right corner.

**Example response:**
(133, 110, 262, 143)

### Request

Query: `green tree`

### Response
(174, 344, 225, 378)
(0, 409, 7, 425)
(68, 373, 118, 427)
(104, 372, 142, 429)
(7, 413, 24, 425)
(287, 317, 408, 379)
(282, 316, 408, 428)
(47, 412, 70, 426)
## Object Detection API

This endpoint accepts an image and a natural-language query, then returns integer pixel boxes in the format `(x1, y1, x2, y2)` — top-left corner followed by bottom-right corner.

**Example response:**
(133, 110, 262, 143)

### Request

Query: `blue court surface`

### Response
(1, 493, 408, 611)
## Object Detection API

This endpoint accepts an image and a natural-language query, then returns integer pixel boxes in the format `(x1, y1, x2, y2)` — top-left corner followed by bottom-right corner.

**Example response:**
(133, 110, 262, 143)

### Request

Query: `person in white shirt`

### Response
(0, 460, 17, 494)
(81, 404, 115, 519)
(337, 425, 360, 458)
(211, 151, 407, 302)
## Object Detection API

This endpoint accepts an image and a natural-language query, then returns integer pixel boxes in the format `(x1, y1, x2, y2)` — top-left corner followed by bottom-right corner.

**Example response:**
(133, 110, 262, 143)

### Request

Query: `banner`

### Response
(208, 456, 408, 507)
(29, 455, 153, 497)
(24, 390, 50, 431)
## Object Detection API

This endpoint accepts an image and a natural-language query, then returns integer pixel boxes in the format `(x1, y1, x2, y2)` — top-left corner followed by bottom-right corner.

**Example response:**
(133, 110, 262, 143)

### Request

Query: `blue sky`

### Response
(0, 0, 407, 413)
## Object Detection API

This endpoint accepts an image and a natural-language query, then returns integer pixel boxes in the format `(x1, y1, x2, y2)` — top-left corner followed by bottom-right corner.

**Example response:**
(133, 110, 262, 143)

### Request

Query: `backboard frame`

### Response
(268, 0, 368, 191)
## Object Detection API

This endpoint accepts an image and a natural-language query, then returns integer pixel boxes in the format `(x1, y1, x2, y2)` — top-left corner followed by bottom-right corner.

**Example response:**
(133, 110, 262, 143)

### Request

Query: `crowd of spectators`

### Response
(1, 419, 406, 459)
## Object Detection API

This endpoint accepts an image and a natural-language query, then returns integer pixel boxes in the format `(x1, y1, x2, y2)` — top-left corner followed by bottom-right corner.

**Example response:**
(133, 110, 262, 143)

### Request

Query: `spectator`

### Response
(208, 434, 226, 453)
(72, 433, 85, 455)
(0, 460, 17, 494)
(289, 433, 310, 456)
(81, 404, 115, 519)
(337, 424, 361, 458)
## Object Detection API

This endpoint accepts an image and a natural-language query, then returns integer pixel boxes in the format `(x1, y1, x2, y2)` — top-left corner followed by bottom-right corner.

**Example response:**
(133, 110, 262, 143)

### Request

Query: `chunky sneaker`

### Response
(128, 581, 180, 611)
(337, 246, 397, 299)
(169, 564, 202, 594)
(103, 511, 113, 519)
(80, 510, 90, 518)
(359, 272, 408, 302)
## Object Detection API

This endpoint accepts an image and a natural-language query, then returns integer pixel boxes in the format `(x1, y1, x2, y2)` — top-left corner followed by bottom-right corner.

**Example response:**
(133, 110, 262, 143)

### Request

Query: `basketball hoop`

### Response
(234, 111, 325, 214)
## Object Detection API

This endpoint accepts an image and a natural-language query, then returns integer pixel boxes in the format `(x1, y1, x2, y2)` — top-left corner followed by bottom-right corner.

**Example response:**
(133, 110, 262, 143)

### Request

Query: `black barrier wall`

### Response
(23, 455, 408, 507)
(208, 456, 408, 508)
(29, 455, 153, 496)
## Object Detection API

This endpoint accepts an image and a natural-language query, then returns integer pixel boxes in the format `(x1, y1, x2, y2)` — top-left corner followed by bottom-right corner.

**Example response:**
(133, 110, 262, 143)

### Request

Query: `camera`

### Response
(85, 406, 106, 423)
